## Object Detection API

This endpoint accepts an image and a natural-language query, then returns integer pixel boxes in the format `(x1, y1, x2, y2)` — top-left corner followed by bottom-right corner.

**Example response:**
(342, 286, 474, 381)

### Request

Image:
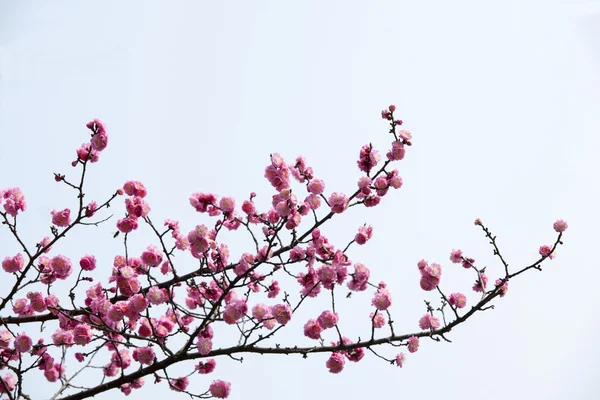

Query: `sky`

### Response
(1, 0, 599, 399)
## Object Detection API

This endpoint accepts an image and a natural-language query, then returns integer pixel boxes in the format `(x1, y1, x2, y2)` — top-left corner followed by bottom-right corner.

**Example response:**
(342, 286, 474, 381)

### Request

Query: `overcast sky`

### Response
(1, 1, 599, 399)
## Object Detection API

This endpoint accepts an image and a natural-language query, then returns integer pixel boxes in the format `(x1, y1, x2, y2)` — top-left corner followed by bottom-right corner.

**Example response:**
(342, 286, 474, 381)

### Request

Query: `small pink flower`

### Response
(354, 225, 373, 245)
(539, 245, 555, 259)
(51, 208, 71, 227)
(79, 255, 97, 271)
(169, 377, 189, 392)
(472, 273, 488, 292)
(209, 380, 231, 399)
(219, 197, 235, 213)
(123, 181, 147, 198)
(317, 310, 338, 329)
(2, 253, 24, 273)
(372, 287, 392, 310)
(132, 346, 155, 365)
(272, 304, 292, 325)
(14, 333, 32, 353)
(495, 279, 509, 297)
(28, 291, 46, 312)
(450, 249, 463, 263)
(326, 352, 345, 373)
(407, 336, 419, 353)
(73, 324, 93, 345)
(553, 219, 568, 233)
(85, 201, 97, 217)
(448, 293, 467, 308)
(141, 245, 163, 267)
(51, 255, 73, 279)
(396, 353, 406, 368)
(90, 132, 108, 151)
(307, 179, 325, 195)
(125, 196, 150, 218)
(328, 192, 349, 214)
(146, 286, 166, 305)
(222, 300, 248, 324)
(419, 314, 441, 330)
(0, 330, 12, 348)
(370, 312, 386, 328)
(75, 352, 85, 362)
(0, 373, 16, 393)
(386, 140, 406, 161)
(196, 359, 216, 374)
(117, 217, 138, 233)
(1, 187, 27, 216)
(303, 319, 323, 340)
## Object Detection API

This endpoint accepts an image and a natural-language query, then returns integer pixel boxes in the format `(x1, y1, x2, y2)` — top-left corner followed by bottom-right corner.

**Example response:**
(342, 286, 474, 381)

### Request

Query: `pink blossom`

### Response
(196, 359, 216, 374)
(86, 118, 106, 134)
(317, 310, 339, 329)
(146, 286, 167, 305)
(329, 192, 349, 214)
(267, 280, 280, 298)
(14, 333, 32, 353)
(13, 298, 32, 316)
(75, 352, 85, 362)
(196, 336, 212, 355)
(303, 319, 323, 340)
(419, 314, 441, 330)
(307, 179, 325, 195)
(52, 329, 74, 346)
(272, 304, 292, 325)
(462, 257, 475, 269)
(495, 279, 509, 297)
(326, 352, 345, 373)
(0, 330, 12, 348)
(419, 262, 442, 291)
(372, 287, 392, 310)
(85, 201, 98, 217)
(222, 300, 248, 324)
(44, 363, 64, 382)
(37, 236, 53, 253)
(399, 130, 412, 141)
(2, 253, 24, 273)
(347, 263, 370, 291)
(51, 208, 71, 227)
(553, 219, 568, 233)
(132, 346, 155, 365)
(354, 225, 373, 245)
(317, 264, 337, 290)
(125, 196, 150, 218)
(407, 336, 419, 353)
(73, 324, 93, 345)
(370, 312, 386, 328)
(169, 377, 189, 392)
(123, 181, 147, 198)
(1, 187, 27, 216)
(472, 273, 488, 292)
(116, 217, 138, 233)
(209, 380, 231, 399)
(264, 153, 290, 192)
(539, 245, 555, 259)
(128, 294, 148, 313)
(51, 255, 73, 279)
(107, 302, 126, 322)
(75, 143, 99, 163)
(141, 245, 163, 267)
(357, 144, 381, 174)
(91, 132, 108, 151)
(0, 374, 16, 393)
(396, 353, 406, 368)
(219, 196, 235, 213)
(79, 255, 97, 271)
(448, 293, 467, 308)
(27, 292, 46, 312)
(386, 140, 406, 161)
(450, 249, 463, 263)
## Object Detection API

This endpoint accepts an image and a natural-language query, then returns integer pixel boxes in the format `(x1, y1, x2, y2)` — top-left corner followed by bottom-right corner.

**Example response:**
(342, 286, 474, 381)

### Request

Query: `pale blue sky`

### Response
(1, 1, 599, 399)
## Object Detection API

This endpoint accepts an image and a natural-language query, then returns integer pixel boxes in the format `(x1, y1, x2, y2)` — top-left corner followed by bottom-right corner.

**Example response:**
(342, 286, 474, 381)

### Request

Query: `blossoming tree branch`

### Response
(0, 106, 567, 399)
